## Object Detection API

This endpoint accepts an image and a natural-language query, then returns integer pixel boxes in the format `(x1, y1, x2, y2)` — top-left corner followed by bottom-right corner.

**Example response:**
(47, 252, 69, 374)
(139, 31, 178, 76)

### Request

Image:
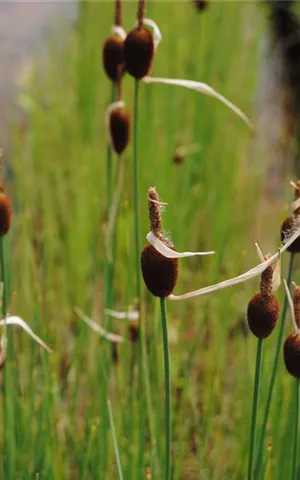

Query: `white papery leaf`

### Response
(169, 224, 300, 300)
(104, 309, 139, 321)
(0, 316, 52, 352)
(143, 76, 252, 128)
(111, 25, 126, 40)
(75, 308, 123, 343)
(147, 231, 215, 259)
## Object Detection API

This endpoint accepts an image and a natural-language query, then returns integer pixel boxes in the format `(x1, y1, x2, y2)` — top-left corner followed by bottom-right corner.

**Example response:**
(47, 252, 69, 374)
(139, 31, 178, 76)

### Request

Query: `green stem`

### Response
(1, 236, 15, 478)
(160, 297, 171, 480)
(292, 379, 300, 480)
(255, 253, 295, 476)
(107, 399, 124, 480)
(248, 338, 264, 480)
(133, 79, 141, 305)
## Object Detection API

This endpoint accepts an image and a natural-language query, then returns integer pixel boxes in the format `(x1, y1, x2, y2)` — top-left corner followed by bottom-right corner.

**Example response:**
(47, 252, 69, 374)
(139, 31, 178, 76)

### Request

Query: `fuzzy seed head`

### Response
(173, 152, 184, 165)
(281, 216, 300, 253)
(260, 262, 273, 297)
(194, 0, 208, 11)
(102, 34, 125, 82)
(109, 107, 130, 155)
(129, 320, 139, 343)
(247, 292, 280, 339)
(123, 27, 154, 79)
(148, 187, 162, 238)
(284, 333, 300, 378)
(294, 286, 300, 328)
(141, 244, 178, 298)
(0, 193, 12, 237)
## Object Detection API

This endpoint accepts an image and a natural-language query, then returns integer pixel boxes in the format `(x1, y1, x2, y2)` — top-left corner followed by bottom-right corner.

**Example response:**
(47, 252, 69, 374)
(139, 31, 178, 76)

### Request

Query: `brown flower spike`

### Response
(141, 188, 178, 298)
(247, 254, 280, 339)
(108, 105, 130, 155)
(0, 154, 12, 237)
(281, 180, 300, 253)
(102, 34, 125, 83)
(124, 27, 154, 79)
(283, 283, 300, 378)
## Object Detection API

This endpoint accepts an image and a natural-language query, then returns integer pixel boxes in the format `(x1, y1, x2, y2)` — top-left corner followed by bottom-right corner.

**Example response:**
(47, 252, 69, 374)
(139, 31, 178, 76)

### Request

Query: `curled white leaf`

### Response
(143, 76, 253, 128)
(147, 231, 215, 258)
(283, 279, 299, 333)
(111, 25, 126, 40)
(169, 224, 300, 300)
(143, 18, 162, 49)
(104, 309, 139, 321)
(291, 197, 300, 213)
(0, 316, 52, 353)
(290, 180, 298, 190)
(75, 308, 123, 343)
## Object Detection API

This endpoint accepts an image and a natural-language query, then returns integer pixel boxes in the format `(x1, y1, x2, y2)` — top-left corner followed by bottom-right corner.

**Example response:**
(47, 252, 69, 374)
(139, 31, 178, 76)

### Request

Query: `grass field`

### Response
(2, 1, 300, 478)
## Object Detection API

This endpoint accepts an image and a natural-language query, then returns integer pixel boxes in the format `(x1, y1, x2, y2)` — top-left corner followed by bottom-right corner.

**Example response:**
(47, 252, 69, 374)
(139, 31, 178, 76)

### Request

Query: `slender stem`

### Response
(160, 297, 171, 480)
(107, 399, 124, 480)
(114, 0, 122, 27)
(292, 379, 300, 480)
(133, 79, 141, 306)
(1, 236, 15, 478)
(248, 338, 264, 480)
(255, 253, 295, 476)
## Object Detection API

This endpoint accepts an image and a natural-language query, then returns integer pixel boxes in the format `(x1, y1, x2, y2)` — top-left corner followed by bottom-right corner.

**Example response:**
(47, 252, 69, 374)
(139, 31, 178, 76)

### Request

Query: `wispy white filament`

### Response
(0, 316, 52, 352)
(143, 76, 253, 128)
(147, 231, 215, 258)
(106, 158, 125, 264)
(104, 309, 139, 321)
(255, 242, 265, 262)
(75, 308, 123, 343)
(168, 224, 300, 300)
(111, 25, 126, 40)
(272, 253, 281, 292)
(283, 280, 299, 333)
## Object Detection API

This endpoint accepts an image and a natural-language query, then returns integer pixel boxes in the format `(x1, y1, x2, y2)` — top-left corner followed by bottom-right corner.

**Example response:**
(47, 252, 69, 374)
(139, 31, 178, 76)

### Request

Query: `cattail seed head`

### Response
(284, 332, 300, 378)
(194, 0, 208, 11)
(281, 216, 300, 253)
(123, 27, 154, 79)
(141, 244, 178, 297)
(129, 320, 139, 343)
(294, 286, 300, 328)
(109, 107, 130, 155)
(247, 292, 280, 338)
(148, 187, 162, 238)
(260, 262, 273, 297)
(0, 193, 12, 236)
(102, 34, 125, 82)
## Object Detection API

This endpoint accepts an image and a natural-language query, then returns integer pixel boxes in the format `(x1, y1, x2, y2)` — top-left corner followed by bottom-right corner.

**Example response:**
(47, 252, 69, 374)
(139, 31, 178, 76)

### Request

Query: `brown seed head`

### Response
(109, 107, 130, 155)
(141, 244, 178, 298)
(123, 27, 154, 79)
(294, 286, 300, 328)
(281, 216, 300, 253)
(129, 320, 139, 343)
(0, 193, 12, 236)
(148, 187, 162, 238)
(247, 292, 280, 339)
(173, 152, 184, 165)
(194, 0, 208, 11)
(284, 332, 300, 378)
(260, 259, 273, 297)
(102, 34, 125, 82)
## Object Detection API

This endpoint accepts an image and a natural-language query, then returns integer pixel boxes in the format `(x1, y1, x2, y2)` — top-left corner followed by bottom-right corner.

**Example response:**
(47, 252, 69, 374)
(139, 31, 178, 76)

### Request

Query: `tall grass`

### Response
(3, 1, 298, 477)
